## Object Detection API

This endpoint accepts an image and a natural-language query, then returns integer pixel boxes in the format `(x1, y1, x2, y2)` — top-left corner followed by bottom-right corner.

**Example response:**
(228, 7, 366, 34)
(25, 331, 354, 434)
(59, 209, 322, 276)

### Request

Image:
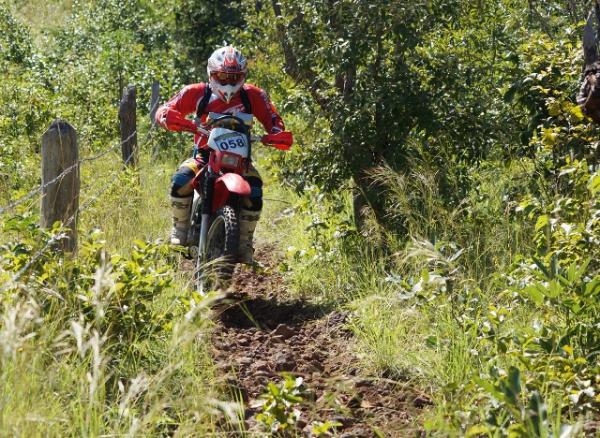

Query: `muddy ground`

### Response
(210, 247, 431, 437)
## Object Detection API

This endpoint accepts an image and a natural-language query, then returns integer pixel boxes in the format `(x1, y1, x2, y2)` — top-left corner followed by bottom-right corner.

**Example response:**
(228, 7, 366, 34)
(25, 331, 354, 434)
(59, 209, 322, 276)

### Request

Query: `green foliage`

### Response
(0, 219, 176, 344)
(245, 0, 598, 230)
(173, 0, 245, 82)
(310, 420, 343, 437)
(256, 374, 305, 434)
(471, 367, 555, 437)
(0, 212, 220, 435)
(0, 2, 32, 65)
(270, 80, 600, 436)
(254, 374, 343, 436)
(245, 0, 435, 203)
(3, 0, 600, 435)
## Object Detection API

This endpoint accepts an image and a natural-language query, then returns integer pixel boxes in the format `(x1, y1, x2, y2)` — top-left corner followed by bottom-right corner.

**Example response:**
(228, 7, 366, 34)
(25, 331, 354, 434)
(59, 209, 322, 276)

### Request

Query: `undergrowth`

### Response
(267, 153, 599, 436)
(2, 0, 600, 436)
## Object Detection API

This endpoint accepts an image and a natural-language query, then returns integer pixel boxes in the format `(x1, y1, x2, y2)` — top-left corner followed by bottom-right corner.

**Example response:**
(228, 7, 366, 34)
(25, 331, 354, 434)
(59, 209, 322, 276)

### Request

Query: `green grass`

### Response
(11, 0, 73, 41)
(0, 139, 231, 435)
(260, 156, 595, 435)
(78, 147, 174, 253)
(1, 2, 597, 433)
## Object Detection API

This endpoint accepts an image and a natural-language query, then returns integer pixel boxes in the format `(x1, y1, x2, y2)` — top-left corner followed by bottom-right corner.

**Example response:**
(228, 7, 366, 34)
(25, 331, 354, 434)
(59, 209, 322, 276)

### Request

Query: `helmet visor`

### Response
(211, 71, 245, 86)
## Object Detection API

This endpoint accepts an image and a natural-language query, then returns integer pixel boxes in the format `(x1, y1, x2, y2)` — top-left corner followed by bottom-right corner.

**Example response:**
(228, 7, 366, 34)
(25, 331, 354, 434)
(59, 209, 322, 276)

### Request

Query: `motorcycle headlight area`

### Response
(220, 153, 241, 168)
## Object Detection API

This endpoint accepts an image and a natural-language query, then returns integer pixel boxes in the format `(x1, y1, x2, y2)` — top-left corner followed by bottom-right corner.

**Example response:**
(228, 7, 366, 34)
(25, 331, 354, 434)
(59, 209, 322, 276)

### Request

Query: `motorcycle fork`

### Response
(198, 174, 217, 259)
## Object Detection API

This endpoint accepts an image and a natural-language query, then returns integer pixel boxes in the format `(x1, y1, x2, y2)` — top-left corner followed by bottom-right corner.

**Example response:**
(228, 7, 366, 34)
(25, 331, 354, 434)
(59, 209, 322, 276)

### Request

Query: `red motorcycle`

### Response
(186, 112, 292, 290)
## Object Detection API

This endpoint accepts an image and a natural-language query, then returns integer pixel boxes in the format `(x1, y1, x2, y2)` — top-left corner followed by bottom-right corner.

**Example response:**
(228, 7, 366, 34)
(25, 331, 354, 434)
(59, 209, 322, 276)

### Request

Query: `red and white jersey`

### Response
(156, 82, 285, 150)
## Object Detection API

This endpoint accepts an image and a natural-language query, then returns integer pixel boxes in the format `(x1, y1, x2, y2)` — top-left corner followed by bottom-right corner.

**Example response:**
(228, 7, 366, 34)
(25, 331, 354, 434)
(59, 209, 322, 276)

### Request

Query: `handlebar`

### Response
(192, 119, 293, 151)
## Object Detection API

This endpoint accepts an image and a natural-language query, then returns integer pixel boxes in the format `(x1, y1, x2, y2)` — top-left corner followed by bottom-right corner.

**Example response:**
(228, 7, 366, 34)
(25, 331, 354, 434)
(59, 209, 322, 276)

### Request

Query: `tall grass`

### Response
(0, 147, 242, 435)
(266, 154, 562, 433)
(11, 0, 73, 42)
(78, 149, 174, 252)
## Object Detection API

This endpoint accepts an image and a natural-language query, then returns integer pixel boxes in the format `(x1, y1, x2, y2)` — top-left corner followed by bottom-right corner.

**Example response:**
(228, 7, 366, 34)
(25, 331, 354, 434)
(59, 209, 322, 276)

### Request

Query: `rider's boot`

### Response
(238, 209, 260, 264)
(169, 195, 192, 246)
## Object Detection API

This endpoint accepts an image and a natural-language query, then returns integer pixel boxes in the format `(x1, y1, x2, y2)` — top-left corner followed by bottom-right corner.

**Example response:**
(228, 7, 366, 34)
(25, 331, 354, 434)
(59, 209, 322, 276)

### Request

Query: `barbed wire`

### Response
(0, 160, 81, 216)
(0, 124, 157, 291)
(263, 197, 292, 205)
(0, 129, 141, 216)
(80, 129, 138, 163)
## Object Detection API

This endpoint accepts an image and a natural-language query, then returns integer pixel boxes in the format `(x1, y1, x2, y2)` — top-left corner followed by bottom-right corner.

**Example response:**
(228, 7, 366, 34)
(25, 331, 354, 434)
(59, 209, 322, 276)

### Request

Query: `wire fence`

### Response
(0, 122, 157, 292)
(0, 129, 140, 216)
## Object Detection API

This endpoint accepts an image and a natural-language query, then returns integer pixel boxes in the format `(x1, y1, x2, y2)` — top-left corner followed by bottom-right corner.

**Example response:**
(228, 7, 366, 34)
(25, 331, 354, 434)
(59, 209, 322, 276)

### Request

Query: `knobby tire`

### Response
(196, 205, 239, 291)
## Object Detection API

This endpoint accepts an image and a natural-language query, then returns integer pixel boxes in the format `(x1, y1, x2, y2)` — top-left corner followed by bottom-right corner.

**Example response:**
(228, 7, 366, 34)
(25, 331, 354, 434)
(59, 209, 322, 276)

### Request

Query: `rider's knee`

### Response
(171, 167, 195, 197)
(243, 176, 263, 212)
(243, 197, 263, 212)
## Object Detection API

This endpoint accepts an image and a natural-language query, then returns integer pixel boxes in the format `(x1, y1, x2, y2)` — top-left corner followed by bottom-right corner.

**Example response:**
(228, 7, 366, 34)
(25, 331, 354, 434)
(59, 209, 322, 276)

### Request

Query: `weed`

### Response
(256, 374, 305, 434)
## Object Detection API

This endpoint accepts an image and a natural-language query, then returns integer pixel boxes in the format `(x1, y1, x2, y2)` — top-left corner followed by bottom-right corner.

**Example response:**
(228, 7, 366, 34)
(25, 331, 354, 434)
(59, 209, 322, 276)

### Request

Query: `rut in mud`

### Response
(210, 247, 431, 437)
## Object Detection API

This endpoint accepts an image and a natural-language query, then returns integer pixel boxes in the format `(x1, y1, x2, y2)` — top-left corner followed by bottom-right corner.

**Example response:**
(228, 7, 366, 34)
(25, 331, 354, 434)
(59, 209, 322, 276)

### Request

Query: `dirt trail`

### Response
(211, 247, 430, 437)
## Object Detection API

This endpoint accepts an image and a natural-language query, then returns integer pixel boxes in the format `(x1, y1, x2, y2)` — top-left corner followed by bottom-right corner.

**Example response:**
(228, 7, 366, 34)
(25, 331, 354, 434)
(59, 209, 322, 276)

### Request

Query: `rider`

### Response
(156, 46, 288, 264)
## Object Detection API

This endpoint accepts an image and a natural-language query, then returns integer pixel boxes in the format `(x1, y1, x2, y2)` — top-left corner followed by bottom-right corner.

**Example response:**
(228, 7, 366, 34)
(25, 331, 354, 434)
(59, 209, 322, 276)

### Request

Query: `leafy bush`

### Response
(0, 218, 176, 348)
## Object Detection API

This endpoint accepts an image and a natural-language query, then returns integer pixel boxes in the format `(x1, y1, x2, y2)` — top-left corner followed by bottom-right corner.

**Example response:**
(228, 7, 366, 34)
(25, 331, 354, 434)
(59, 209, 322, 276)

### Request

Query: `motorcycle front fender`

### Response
(212, 173, 251, 212)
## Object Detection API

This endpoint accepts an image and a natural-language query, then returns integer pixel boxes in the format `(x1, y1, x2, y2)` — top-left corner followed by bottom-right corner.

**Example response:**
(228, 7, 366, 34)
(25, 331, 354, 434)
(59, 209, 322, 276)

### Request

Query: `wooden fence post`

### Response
(150, 81, 160, 125)
(119, 85, 137, 166)
(41, 120, 79, 252)
(150, 81, 161, 158)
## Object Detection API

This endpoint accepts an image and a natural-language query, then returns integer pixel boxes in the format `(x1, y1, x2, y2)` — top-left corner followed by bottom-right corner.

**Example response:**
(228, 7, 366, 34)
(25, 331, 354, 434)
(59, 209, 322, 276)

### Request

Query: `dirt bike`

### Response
(186, 112, 292, 292)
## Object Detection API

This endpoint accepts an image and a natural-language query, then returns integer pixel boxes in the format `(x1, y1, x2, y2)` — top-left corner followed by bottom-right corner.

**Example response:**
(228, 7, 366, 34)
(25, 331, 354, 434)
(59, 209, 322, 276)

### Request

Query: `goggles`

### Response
(211, 71, 245, 85)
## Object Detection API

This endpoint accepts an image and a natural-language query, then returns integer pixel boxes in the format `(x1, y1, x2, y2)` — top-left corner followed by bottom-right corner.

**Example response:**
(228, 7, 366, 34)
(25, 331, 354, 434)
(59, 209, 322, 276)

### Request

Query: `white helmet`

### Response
(207, 46, 248, 103)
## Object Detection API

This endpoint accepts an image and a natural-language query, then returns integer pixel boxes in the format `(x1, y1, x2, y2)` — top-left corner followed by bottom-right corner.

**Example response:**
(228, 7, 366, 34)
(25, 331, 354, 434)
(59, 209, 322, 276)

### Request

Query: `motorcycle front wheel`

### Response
(195, 205, 239, 292)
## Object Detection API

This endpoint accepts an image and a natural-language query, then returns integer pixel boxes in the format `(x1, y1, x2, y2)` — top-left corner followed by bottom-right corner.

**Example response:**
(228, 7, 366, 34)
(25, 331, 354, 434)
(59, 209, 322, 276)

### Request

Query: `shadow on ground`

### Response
(217, 294, 332, 330)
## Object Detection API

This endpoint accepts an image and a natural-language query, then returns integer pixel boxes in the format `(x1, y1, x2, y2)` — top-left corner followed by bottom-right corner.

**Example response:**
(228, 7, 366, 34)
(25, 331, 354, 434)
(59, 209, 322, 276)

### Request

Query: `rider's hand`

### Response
(262, 131, 293, 150)
(162, 109, 198, 132)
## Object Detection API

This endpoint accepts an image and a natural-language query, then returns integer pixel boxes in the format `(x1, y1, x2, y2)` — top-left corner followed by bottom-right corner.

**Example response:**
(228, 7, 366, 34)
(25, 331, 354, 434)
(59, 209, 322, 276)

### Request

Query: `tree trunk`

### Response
(352, 171, 388, 233)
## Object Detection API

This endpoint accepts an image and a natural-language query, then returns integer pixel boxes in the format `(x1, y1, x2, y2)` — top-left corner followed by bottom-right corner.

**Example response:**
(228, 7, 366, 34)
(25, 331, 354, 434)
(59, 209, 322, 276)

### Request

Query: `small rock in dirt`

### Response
(328, 311, 349, 325)
(360, 399, 374, 409)
(253, 332, 267, 341)
(254, 360, 270, 372)
(300, 350, 318, 362)
(307, 360, 324, 372)
(211, 340, 225, 349)
(270, 335, 286, 344)
(354, 378, 372, 388)
(217, 362, 235, 372)
(347, 367, 359, 376)
(351, 426, 373, 437)
(347, 394, 362, 409)
(237, 356, 253, 366)
(271, 323, 296, 339)
(274, 351, 296, 371)
(413, 395, 433, 408)
(331, 415, 354, 427)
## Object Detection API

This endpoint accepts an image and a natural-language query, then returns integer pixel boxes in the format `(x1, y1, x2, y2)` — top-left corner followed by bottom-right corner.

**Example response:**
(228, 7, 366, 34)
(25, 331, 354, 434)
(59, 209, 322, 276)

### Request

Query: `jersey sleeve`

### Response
(246, 85, 286, 134)
(155, 84, 205, 132)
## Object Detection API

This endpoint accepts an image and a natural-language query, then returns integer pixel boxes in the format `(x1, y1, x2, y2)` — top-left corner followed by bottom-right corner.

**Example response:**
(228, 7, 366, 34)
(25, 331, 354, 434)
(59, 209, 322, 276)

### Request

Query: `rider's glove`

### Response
(263, 131, 293, 151)
(160, 109, 198, 132)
